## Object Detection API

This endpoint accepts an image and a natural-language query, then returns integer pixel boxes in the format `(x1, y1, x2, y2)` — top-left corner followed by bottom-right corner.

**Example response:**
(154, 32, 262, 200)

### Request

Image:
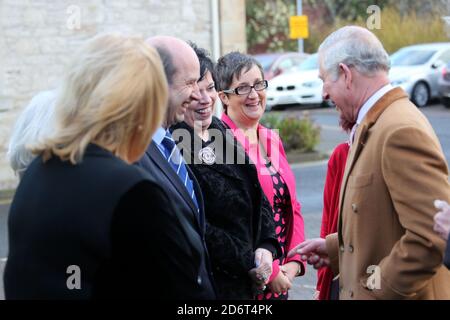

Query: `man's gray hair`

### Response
(8, 90, 57, 178)
(319, 26, 390, 80)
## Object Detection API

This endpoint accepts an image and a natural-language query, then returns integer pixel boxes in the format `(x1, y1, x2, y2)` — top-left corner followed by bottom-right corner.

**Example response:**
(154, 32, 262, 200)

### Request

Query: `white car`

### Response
(389, 43, 450, 108)
(266, 54, 324, 111)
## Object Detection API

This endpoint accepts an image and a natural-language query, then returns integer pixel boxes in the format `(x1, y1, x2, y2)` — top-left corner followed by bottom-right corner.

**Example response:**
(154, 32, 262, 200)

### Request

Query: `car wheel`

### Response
(321, 100, 335, 108)
(442, 97, 450, 109)
(411, 82, 429, 108)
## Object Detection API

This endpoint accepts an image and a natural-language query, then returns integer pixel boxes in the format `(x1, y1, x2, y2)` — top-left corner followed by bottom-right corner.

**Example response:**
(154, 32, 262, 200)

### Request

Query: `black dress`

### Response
(256, 161, 291, 301)
(171, 117, 281, 299)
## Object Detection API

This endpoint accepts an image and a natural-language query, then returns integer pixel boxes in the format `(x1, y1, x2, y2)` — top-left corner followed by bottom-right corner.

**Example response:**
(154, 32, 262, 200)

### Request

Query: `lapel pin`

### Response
(198, 147, 216, 165)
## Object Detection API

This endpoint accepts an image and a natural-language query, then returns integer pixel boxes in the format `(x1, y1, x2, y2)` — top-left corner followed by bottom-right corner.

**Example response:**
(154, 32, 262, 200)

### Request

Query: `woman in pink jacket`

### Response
(217, 52, 306, 300)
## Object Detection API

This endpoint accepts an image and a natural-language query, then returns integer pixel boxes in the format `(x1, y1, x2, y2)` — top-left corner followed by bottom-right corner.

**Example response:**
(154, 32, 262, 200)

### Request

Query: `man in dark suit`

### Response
(135, 36, 216, 299)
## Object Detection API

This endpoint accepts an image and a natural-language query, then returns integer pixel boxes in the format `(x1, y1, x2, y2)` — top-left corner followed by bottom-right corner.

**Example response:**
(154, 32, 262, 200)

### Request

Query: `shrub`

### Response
(247, 2, 449, 54)
(334, 7, 449, 53)
(260, 112, 321, 152)
(259, 112, 282, 129)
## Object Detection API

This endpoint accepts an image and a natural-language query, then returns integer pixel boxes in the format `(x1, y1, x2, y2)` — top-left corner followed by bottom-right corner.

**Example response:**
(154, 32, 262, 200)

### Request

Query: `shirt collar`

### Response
(356, 84, 393, 125)
(152, 126, 167, 145)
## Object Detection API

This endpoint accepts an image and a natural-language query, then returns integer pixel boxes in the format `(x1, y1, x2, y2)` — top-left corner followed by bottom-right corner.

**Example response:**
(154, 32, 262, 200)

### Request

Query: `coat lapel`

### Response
(147, 142, 202, 229)
(337, 87, 409, 240)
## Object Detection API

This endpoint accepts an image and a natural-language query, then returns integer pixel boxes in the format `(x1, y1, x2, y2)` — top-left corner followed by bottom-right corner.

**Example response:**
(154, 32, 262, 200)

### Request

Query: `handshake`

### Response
(285, 199, 450, 272)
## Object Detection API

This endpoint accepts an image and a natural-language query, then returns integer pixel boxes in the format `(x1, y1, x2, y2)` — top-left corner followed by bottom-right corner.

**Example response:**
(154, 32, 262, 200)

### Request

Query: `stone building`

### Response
(0, 0, 247, 189)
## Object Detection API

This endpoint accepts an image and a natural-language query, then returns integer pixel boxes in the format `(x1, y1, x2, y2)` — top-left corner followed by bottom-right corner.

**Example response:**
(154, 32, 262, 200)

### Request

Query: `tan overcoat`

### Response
(326, 88, 450, 299)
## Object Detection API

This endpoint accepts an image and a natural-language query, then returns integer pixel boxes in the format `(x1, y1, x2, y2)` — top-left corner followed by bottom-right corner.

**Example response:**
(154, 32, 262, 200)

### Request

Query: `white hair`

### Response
(7, 90, 57, 178)
(318, 26, 390, 81)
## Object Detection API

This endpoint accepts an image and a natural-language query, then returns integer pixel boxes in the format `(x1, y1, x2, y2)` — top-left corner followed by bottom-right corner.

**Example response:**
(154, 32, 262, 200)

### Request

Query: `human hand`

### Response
(313, 290, 320, 300)
(268, 270, 292, 295)
(280, 262, 301, 282)
(434, 199, 450, 240)
(248, 248, 273, 288)
(287, 238, 329, 270)
(255, 248, 273, 269)
(248, 263, 271, 289)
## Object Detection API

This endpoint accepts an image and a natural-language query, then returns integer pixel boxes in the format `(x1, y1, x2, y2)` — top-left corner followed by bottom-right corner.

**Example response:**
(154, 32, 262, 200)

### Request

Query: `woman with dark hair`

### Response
(216, 52, 306, 300)
(171, 43, 281, 299)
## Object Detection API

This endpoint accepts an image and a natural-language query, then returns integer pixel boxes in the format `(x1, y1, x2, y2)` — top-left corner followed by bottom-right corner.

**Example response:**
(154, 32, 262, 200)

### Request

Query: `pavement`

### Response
(0, 203, 8, 300)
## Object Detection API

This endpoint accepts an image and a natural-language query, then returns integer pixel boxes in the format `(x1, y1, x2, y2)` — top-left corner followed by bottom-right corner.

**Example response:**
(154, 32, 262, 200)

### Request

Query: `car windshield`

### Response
(390, 49, 436, 66)
(255, 55, 278, 72)
(298, 54, 318, 71)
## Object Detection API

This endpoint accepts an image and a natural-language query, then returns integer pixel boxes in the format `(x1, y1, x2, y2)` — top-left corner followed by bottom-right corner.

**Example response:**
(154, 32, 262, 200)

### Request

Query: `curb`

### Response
(286, 151, 329, 164)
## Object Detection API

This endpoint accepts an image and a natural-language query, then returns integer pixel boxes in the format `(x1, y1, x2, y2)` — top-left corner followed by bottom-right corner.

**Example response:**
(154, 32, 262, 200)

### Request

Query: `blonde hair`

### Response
(32, 33, 168, 164)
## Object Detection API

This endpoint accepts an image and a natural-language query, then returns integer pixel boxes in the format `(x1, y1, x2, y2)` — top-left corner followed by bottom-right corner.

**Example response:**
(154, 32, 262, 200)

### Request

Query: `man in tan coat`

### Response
(289, 26, 450, 299)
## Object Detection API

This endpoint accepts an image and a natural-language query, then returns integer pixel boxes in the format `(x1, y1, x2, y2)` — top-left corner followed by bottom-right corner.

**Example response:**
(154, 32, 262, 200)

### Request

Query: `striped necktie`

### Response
(161, 131, 199, 211)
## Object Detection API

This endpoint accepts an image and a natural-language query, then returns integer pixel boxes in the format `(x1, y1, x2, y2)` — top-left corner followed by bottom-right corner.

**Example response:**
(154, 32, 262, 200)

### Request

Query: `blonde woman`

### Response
(4, 33, 169, 299)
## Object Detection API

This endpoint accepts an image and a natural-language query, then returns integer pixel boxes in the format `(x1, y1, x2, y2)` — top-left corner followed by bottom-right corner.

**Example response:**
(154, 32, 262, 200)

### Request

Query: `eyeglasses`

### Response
(223, 80, 268, 95)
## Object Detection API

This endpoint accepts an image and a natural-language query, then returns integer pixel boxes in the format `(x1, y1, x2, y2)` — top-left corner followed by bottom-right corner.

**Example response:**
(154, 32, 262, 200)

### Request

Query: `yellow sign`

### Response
(289, 15, 309, 39)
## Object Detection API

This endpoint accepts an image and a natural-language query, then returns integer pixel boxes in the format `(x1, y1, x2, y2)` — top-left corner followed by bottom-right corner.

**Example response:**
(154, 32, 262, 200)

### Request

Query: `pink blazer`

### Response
(222, 113, 305, 282)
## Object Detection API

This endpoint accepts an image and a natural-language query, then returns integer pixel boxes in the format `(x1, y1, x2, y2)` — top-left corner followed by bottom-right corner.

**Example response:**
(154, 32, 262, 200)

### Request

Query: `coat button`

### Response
(352, 203, 358, 213)
(197, 275, 202, 285)
(339, 245, 345, 252)
(348, 245, 354, 253)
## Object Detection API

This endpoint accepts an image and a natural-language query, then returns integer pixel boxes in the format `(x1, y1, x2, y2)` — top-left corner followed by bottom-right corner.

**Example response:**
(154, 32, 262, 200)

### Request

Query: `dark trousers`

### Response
(330, 278, 340, 300)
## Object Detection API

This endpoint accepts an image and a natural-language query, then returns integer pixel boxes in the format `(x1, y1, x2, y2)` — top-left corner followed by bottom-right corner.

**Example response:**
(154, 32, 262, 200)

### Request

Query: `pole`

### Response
(297, 0, 303, 53)
(211, 0, 222, 116)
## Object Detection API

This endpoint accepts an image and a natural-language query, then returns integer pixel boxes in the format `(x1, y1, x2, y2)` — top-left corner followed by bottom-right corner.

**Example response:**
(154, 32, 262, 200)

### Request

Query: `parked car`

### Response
(265, 53, 325, 110)
(389, 43, 450, 108)
(438, 62, 450, 108)
(254, 52, 309, 81)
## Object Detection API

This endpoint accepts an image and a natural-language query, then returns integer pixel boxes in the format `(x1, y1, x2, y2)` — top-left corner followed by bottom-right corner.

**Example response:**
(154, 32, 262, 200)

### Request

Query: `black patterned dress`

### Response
(257, 161, 291, 300)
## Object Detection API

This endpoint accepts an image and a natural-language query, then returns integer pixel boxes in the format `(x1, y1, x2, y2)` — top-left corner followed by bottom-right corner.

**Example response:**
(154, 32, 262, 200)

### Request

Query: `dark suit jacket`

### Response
(135, 139, 216, 300)
(4, 144, 192, 299)
(171, 117, 280, 299)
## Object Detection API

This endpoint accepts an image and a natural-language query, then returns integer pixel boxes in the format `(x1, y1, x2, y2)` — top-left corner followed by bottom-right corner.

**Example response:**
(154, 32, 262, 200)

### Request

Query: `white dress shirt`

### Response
(349, 84, 394, 145)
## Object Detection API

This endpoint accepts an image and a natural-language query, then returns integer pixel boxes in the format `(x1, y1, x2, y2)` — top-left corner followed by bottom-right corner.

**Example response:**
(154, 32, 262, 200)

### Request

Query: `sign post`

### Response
(290, 0, 308, 53)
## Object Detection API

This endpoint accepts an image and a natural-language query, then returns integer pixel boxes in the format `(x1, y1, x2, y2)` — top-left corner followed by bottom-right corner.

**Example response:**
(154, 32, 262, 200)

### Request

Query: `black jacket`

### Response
(135, 140, 216, 300)
(171, 117, 280, 299)
(4, 144, 188, 299)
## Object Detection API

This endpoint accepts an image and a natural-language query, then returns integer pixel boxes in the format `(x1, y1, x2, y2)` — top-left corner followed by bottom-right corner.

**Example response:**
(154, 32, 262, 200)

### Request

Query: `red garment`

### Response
(317, 142, 349, 300)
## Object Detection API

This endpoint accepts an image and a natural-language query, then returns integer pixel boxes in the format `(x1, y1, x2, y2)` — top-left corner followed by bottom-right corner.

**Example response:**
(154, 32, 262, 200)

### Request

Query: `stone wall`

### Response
(0, 0, 247, 189)
(220, 0, 247, 54)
